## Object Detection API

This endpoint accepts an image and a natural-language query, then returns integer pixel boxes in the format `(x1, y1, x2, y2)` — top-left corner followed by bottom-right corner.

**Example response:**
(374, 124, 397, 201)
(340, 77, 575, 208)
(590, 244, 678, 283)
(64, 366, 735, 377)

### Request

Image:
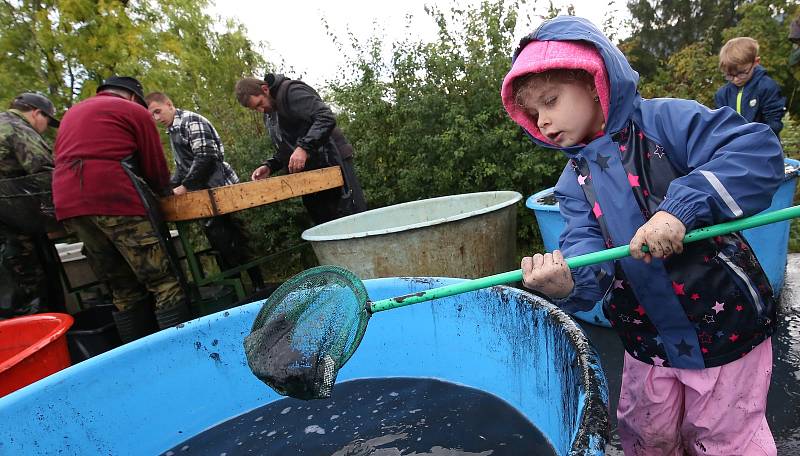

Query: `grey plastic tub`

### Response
(301, 191, 523, 279)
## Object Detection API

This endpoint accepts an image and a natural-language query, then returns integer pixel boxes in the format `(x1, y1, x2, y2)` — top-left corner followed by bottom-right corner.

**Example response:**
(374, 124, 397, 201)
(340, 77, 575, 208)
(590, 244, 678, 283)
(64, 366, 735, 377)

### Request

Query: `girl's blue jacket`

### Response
(518, 16, 784, 369)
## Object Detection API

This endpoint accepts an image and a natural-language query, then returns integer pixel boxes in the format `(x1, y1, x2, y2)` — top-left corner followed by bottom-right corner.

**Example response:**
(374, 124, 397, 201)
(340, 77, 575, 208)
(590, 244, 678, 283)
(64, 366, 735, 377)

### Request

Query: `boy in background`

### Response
(714, 37, 786, 137)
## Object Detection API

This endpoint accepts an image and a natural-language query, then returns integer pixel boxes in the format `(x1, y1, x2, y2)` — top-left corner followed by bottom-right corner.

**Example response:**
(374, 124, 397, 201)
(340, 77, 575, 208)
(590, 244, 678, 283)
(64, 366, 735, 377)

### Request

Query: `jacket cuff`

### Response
(657, 197, 699, 230)
(296, 139, 313, 153)
(549, 270, 605, 313)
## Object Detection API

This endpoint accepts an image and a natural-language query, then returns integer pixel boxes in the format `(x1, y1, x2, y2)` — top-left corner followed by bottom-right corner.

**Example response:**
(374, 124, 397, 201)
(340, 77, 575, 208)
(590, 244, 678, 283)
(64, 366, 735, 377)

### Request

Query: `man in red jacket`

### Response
(52, 76, 187, 342)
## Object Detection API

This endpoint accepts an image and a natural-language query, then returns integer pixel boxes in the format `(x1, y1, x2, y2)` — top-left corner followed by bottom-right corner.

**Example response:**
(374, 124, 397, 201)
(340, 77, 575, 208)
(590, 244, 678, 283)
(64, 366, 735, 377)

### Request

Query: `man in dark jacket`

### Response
(0, 92, 62, 318)
(53, 76, 188, 341)
(234, 74, 366, 225)
(145, 91, 264, 290)
(714, 37, 786, 137)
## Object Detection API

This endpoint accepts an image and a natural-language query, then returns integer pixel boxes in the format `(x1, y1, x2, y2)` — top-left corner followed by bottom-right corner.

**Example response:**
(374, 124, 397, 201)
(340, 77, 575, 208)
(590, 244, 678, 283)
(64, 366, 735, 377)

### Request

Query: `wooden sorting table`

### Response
(159, 166, 344, 302)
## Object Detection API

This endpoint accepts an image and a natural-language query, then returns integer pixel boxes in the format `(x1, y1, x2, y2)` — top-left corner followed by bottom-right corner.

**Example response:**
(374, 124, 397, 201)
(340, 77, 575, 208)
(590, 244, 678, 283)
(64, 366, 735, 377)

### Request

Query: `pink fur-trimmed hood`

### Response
(501, 40, 611, 145)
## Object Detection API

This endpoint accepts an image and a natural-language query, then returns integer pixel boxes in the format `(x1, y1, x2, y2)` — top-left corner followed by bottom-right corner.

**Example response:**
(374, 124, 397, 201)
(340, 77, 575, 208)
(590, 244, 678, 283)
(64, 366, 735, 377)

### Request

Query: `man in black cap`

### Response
(52, 76, 189, 342)
(97, 75, 148, 106)
(0, 92, 62, 318)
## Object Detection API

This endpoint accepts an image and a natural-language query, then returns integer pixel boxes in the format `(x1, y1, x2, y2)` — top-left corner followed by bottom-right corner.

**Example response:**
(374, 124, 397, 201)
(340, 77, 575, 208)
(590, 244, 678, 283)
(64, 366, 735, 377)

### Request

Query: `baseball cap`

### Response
(13, 92, 60, 127)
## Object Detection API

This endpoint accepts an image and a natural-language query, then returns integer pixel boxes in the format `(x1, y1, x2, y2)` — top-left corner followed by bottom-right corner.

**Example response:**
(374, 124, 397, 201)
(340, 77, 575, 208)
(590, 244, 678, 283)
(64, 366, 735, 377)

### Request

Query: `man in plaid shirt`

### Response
(146, 92, 264, 290)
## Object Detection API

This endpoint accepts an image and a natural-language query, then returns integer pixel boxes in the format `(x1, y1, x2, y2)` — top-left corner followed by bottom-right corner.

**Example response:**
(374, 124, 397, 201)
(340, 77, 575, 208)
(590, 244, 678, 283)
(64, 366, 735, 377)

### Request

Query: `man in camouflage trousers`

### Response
(53, 76, 188, 342)
(0, 92, 61, 319)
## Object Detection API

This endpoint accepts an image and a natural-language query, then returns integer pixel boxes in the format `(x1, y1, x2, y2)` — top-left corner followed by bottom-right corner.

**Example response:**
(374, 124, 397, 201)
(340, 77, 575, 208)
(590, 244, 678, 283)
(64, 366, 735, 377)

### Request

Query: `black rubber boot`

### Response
(155, 301, 191, 330)
(112, 300, 158, 343)
(247, 266, 266, 290)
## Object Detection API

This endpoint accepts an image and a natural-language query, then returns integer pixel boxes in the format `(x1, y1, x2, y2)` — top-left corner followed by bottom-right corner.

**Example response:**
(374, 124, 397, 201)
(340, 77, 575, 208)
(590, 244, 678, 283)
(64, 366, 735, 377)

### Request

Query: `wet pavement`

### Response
(577, 254, 800, 454)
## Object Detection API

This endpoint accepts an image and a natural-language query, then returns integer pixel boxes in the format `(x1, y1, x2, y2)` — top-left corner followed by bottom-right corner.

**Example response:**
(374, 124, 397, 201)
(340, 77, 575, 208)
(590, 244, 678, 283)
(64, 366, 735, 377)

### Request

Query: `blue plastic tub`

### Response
(742, 158, 800, 292)
(0, 277, 609, 455)
(527, 158, 800, 327)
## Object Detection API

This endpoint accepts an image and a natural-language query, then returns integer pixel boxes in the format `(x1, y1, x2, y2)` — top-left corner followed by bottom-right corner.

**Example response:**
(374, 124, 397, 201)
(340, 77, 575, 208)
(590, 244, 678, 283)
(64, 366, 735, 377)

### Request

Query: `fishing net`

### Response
(244, 266, 370, 400)
(0, 172, 60, 234)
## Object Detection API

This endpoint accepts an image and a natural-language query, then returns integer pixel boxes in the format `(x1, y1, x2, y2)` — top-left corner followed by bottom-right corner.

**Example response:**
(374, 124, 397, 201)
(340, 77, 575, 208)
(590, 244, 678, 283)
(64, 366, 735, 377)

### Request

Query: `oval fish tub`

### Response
(0, 278, 609, 455)
(527, 157, 800, 327)
(302, 191, 522, 278)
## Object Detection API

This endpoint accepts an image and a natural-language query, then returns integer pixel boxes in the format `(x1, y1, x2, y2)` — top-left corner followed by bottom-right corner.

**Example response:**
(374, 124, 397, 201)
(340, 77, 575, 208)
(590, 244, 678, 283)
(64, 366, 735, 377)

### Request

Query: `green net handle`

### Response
(368, 204, 800, 313)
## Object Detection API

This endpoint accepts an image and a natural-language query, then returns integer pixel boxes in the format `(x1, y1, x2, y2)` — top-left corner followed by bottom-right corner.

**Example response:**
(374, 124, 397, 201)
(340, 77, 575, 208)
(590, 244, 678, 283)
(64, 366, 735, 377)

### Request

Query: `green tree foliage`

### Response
(326, 0, 564, 251)
(0, 0, 317, 279)
(623, 0, 744, 79)
(638, 40, 721, 105)
(637, 0, 799, 114)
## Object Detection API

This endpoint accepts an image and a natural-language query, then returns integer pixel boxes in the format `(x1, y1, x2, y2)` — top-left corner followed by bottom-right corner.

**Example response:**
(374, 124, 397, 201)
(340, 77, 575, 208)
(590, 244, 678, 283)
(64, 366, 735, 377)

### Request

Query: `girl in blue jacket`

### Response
(503, 16, 783, 455)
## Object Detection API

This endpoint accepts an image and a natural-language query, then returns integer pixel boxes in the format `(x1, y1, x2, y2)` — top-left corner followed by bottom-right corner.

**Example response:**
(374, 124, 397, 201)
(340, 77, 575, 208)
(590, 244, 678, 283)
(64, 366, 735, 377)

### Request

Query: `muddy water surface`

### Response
(161, 377, 557, 456)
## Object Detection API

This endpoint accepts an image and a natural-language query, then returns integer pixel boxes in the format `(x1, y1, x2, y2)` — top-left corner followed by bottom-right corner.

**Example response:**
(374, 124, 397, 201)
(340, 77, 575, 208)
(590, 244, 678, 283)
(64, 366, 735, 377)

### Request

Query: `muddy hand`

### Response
(521, 250, 574, 299)
(629, 211, 686, 264)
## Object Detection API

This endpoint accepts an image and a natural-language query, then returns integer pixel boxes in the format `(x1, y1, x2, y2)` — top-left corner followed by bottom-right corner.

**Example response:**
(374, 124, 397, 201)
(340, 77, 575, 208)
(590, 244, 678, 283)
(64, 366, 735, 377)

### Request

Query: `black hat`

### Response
(97, 76, 146, 107)
(13, 92, 60, 128)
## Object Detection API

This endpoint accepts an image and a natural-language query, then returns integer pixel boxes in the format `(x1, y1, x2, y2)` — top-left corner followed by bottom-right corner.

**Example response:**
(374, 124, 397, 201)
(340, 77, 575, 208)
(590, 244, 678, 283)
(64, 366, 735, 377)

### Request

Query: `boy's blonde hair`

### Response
(719, 37, 759, 72)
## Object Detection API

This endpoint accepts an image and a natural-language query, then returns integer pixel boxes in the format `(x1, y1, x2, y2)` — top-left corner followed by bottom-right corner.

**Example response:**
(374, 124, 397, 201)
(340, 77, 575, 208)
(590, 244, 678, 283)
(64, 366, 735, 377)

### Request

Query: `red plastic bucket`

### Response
(0, 313, 74, 397)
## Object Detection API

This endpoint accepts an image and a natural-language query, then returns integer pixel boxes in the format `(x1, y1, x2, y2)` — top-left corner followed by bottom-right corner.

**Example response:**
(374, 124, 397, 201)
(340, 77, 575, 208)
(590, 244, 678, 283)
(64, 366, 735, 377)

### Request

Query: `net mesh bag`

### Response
(0, 172, 60, 234)
(244, 265, 370, 400)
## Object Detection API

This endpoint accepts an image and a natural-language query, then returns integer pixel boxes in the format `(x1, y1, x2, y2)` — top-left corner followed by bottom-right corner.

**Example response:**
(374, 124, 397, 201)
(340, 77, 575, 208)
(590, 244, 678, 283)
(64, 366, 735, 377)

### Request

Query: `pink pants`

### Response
(617, 338, 775, 456)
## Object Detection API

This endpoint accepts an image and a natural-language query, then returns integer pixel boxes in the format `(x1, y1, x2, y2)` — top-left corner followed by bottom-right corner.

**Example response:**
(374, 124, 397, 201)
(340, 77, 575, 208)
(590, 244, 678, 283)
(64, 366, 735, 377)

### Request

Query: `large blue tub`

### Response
(0, 277, 609, 455)
(527, 158, 800, 327)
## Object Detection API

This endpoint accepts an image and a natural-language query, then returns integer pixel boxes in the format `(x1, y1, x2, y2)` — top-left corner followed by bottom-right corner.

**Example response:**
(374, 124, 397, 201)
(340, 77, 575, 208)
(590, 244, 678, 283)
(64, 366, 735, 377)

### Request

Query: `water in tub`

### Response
(161, 377, 558, 455)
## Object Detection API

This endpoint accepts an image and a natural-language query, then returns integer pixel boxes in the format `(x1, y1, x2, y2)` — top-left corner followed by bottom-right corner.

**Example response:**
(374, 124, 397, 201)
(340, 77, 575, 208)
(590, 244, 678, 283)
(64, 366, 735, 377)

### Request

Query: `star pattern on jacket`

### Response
(567, 118, 777, 370)
(594, 154, 610, 170)
(593, 201, 603, 218)
(676, 339, 694, 357)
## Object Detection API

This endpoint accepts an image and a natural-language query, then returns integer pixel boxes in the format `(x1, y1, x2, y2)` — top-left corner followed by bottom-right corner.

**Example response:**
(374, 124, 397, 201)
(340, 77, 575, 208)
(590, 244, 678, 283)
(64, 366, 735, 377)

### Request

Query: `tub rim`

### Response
(526, 157, 800, 213)
(302, 190, 522, 242)
(0, 313, 74, 375)
(525, 187, 559, 212)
